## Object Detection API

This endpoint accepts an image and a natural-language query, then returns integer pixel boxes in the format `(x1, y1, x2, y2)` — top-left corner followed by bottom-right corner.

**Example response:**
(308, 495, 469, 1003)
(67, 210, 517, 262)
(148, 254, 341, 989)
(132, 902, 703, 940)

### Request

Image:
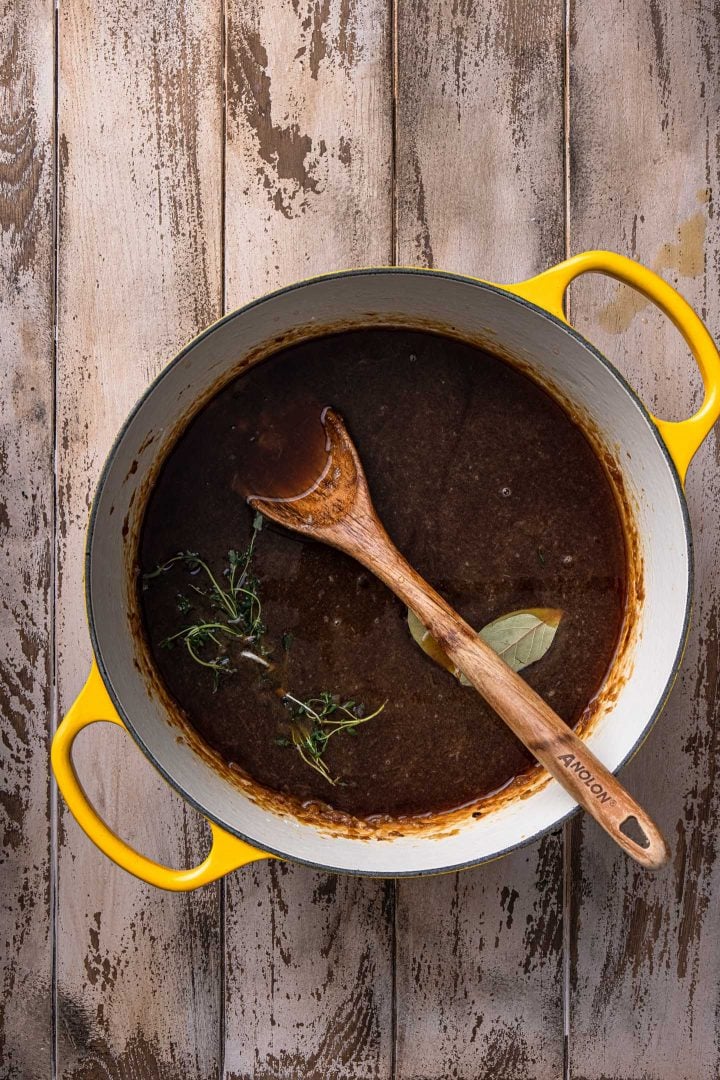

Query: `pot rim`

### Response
(85, 266, 694, 876)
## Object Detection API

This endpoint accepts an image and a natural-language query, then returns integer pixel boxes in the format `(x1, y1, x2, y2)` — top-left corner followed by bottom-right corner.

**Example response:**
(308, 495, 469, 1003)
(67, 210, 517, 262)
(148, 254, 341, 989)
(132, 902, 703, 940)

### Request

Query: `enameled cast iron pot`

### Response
(51, 252, 720, 889)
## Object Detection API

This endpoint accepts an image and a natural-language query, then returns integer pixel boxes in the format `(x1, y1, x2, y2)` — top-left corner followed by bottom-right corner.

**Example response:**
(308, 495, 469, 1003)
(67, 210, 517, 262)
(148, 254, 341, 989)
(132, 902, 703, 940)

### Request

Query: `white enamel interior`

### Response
(87, 271, 691, 875)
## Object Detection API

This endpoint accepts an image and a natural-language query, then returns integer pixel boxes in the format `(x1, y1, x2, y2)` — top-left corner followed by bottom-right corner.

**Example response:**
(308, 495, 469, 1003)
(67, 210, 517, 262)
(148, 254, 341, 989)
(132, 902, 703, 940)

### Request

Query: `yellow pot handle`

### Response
(503, 250, 720, 485)
(51, 662, 275, 890)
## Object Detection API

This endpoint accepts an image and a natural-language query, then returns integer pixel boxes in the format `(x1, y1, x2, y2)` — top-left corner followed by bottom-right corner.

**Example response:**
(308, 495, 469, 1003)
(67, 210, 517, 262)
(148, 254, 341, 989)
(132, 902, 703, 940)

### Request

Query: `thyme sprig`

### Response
(279, 693, 387, 785)
(143, 513, 267, 688)
(144, 514, 387, 782)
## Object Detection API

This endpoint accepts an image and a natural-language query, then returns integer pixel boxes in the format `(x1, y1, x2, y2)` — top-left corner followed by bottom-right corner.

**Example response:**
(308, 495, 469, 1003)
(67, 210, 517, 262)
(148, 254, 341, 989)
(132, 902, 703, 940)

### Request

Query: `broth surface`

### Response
(140, 329, 626, 821)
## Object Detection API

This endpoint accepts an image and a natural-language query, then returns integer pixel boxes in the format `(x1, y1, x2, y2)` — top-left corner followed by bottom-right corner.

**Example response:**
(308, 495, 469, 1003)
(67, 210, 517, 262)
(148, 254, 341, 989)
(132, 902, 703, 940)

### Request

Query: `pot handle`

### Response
(51, 663, 276, 890)
(503, 250, 720, 485)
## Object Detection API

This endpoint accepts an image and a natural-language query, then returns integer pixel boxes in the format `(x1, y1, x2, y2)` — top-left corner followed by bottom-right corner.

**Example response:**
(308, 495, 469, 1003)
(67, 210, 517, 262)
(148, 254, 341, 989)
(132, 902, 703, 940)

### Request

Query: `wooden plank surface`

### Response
(222, 2, 395, 1076)
(2, 1, 720, 1077)
(393, 2, 567, 1077)
(0, 1, 54, 1076)
(55, 2, 224, 1075)
(567, 2, 720, 1077)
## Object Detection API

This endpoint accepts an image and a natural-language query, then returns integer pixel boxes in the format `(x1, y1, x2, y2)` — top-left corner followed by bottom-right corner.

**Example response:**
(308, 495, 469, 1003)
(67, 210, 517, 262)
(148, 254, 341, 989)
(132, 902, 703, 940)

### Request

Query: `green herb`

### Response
(474, 607, 562, 674)
(143, 515, 267, 689)
(537, 546, 545, 565)
(280, 692, 386, 785)
(408, 606, 563, 683)
(144, 516, 387, 780)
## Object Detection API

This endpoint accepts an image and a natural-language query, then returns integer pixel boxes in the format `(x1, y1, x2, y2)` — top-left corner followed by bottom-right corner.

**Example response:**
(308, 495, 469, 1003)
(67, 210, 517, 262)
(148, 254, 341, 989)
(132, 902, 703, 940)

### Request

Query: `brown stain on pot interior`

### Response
(136, 431, 155, 455)
(114, 304, 645, 851)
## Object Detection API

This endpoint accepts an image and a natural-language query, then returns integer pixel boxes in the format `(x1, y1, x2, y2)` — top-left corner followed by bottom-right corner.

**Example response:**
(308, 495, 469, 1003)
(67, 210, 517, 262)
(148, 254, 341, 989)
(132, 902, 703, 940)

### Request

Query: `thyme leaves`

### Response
(144, 515, 267, 689)
(143, 515, 386, 783)
(280, 693, 387, 785)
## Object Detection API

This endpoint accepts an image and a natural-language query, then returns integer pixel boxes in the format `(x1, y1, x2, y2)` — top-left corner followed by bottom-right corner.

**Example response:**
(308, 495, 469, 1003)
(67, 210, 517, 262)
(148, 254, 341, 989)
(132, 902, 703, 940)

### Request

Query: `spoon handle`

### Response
(358, 529, 669, 870)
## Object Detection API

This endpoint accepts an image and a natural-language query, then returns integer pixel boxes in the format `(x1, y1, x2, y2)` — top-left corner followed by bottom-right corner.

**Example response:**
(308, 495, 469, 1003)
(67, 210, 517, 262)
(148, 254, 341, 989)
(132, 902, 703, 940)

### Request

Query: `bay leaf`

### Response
(476, 607, 563, 672)
(407, 608, 458, 675)
(407, 606, 563, 684)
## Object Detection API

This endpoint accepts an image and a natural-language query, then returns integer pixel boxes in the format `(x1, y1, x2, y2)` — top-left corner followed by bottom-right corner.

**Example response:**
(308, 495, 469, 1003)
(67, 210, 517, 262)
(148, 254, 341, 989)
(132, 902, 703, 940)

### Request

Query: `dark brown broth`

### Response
(140, 329, 627, 820)
(231, 398, 330, 501)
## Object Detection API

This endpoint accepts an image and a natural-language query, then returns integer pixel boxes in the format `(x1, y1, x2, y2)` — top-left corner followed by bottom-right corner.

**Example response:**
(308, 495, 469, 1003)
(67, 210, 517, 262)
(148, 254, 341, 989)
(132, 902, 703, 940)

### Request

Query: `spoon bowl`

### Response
(250, 408, 370, 537)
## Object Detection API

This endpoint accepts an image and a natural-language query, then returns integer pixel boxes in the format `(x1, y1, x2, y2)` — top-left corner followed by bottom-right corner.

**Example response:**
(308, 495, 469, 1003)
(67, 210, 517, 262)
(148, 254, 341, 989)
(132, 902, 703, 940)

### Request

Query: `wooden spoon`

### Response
(248, 408, 669, 869)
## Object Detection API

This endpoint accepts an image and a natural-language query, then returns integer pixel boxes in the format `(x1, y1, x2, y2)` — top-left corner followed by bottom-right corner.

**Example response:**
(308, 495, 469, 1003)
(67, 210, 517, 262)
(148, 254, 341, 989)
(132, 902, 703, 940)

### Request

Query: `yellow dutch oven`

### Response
(52, 252, 720, 889)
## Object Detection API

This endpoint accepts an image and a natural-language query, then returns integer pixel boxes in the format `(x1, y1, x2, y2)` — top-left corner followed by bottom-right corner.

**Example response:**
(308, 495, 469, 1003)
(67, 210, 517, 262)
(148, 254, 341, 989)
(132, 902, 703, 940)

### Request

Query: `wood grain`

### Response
(224, 0, 392, 307)
(395, 0, 566, 280)
(55, 2, 224, 1075)
(393, 1, 567, 1076)
(4, 1, 720, 1076)
(567, 1, 720, 1076)
(225, 865, 394, 1080)
(222, 1, 394, 1075)
(0, 1, 54, 1076)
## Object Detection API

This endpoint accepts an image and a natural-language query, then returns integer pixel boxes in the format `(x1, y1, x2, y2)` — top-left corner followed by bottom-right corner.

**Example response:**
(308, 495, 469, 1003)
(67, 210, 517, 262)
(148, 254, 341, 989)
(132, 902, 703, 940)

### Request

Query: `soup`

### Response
(139, 328, 627, 822)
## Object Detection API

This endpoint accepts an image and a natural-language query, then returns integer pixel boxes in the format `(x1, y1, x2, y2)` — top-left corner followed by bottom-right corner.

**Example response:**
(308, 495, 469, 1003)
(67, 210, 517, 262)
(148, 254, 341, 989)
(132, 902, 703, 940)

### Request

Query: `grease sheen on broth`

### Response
(140, 328, 627, 822)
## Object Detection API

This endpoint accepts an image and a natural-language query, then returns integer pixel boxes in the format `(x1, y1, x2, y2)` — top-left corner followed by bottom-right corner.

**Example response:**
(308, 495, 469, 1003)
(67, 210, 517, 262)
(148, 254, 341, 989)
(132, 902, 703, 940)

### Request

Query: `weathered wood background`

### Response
(1, 0, 718, 1076)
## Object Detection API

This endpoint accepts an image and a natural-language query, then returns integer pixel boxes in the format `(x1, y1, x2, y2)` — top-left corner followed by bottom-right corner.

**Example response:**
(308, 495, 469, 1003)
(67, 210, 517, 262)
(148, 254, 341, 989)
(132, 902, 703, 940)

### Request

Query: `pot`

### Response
(51, 251, 720, 889)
